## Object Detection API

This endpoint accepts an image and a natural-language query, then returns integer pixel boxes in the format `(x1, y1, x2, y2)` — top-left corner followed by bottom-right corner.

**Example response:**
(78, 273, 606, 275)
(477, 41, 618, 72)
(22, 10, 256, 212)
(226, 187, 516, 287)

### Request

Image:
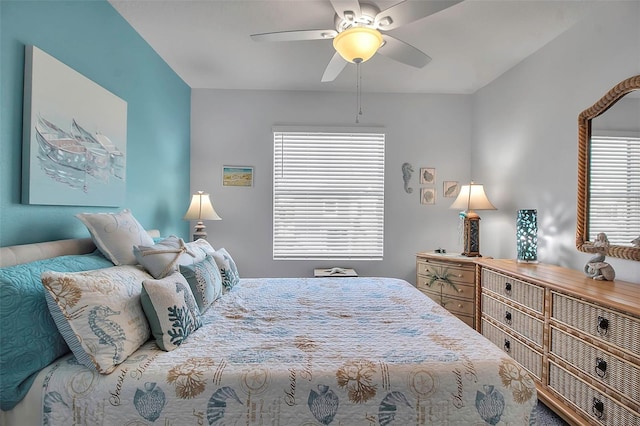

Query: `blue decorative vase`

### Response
(516, 209, 538, 263)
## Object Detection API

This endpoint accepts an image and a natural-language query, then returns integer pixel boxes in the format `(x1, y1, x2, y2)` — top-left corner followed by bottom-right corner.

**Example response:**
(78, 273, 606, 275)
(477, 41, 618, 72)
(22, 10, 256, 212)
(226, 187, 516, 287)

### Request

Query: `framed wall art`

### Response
(222, 166, 254, 187)
(443, 181, 460, 198)
(420, 188, 436, 205)
(420, 167, 436, 184)
(22, 45, 127, 206)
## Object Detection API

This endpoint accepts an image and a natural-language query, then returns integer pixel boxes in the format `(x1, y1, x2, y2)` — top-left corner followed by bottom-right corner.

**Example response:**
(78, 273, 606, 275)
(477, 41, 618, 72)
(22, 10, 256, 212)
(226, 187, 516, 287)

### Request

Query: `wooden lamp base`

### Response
(461, 213, 481, 257)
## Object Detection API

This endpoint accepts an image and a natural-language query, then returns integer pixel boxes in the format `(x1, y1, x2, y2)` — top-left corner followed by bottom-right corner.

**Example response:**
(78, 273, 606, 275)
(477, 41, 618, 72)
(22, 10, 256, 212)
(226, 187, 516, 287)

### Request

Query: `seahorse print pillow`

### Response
(41, 265, 152, 374)
(140, 273, 202, 352)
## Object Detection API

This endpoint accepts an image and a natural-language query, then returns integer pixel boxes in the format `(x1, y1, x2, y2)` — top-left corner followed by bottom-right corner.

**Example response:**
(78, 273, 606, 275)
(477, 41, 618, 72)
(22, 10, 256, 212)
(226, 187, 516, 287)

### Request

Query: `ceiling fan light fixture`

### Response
(333, 27, 383, 63)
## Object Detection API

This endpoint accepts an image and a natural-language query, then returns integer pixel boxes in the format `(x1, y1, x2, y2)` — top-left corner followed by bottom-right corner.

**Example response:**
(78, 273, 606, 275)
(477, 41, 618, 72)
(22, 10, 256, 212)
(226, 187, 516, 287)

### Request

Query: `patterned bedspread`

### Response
(37, 277, 537, 425)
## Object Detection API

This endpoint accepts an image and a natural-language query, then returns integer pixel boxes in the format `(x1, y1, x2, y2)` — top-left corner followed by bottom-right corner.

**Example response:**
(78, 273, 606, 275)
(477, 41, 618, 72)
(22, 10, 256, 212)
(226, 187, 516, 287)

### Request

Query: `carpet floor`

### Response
(536, 401, 569, 425)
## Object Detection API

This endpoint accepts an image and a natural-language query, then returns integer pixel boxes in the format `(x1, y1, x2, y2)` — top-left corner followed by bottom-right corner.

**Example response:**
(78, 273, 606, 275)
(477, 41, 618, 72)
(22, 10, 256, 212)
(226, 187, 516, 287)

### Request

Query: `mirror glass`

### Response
(577, 75, 640, 261)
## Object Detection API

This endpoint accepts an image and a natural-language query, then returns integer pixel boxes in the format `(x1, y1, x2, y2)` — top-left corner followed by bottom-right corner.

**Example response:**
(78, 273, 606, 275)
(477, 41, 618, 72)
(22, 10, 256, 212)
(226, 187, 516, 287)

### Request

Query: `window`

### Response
(589, 135, 640, 245)
(273, 129, 385, 260)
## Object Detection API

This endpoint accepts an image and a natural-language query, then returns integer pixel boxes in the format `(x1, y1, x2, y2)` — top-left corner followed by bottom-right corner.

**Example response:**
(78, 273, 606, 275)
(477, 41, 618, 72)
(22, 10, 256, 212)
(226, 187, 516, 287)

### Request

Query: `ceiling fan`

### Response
(250, 0, 463, 82)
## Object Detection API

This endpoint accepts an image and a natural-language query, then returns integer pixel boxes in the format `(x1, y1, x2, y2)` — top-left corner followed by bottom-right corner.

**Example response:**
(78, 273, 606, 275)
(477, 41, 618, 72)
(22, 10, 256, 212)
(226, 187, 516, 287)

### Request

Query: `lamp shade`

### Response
(183, 191, 221, 221)
(449, 183, 497, 213)
(333, 27, 383, 63)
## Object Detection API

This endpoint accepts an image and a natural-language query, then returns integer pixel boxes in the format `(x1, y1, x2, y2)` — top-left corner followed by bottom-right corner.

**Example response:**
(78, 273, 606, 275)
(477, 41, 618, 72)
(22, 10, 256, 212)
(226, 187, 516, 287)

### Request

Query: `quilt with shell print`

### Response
(35, 277, 536, 425)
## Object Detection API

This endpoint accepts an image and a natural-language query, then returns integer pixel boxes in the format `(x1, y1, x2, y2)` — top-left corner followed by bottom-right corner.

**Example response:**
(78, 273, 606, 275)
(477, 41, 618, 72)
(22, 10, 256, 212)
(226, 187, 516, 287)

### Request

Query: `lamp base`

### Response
(461, 214, 482, 257)
(192, 221, 207, 241)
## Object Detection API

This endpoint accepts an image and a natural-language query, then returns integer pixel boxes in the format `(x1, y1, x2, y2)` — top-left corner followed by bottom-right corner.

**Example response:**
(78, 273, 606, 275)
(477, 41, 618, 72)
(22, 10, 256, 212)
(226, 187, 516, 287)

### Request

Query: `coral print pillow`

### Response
(211, 248, 240, 292)
(141, 273, 202, 351)
(41, 266, 152, 374)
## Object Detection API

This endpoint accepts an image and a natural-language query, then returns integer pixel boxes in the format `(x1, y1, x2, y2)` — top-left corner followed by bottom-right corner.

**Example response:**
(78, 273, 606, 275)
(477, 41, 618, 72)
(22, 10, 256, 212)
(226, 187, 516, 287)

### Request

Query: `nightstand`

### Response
(416, 252, 478, 328)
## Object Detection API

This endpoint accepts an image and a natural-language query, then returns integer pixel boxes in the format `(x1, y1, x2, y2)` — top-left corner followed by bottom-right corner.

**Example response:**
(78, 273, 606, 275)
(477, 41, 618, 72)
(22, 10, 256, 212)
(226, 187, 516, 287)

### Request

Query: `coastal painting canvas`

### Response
(22, 45, 127, 206)
(222, 166, 254, 187)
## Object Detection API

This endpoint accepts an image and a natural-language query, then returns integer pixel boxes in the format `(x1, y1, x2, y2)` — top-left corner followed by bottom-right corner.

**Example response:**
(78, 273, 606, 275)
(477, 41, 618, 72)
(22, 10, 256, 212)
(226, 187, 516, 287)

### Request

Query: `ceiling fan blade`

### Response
(378, 35, 431, 68)
(321, 52, 349, 82)
(329, 0, 362, 21)
(375, 0, 463, 30)
(250, 29, 337, 42)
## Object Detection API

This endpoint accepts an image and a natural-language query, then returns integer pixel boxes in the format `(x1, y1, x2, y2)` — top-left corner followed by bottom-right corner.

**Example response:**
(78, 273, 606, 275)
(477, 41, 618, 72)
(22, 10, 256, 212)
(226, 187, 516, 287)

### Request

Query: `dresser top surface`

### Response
(476, 258, 640, 317)
(416, 251, 480, 265)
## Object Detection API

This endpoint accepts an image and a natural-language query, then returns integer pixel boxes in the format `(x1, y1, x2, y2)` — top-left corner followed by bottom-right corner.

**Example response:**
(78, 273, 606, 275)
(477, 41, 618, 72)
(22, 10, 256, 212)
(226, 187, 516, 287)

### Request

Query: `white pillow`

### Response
(41, 265, 152, 374)
(76, 209, 154, 265)
(134, 236, 215, 279)
(141, 273, 202, 351)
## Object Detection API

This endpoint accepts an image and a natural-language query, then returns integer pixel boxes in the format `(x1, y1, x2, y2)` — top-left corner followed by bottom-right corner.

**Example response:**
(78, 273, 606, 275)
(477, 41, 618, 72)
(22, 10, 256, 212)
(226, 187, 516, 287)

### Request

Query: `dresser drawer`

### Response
(482, 319, 543, 381)
(457, 313, 474, 328)
(417, 259, 475, 284)
(552, 292, 640, 358)
(548, 361, 640, 426)
(420, 289, 474, 316)
(482, 293, 544, 347)
(482, 269, 544, 314)
(416, 276, 474, 300)
(550, 326, 640, 404)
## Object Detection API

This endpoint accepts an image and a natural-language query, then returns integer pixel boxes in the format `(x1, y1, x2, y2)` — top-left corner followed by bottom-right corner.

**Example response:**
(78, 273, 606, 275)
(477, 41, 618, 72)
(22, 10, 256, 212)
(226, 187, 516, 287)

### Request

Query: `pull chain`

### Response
(355, 61, 361, 123)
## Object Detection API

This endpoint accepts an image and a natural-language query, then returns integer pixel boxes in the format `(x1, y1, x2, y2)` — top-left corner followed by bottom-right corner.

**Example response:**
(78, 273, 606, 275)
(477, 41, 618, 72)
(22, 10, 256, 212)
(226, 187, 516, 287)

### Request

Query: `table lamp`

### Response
(450, 182, 496, 257)
(183, 191, 221, 241)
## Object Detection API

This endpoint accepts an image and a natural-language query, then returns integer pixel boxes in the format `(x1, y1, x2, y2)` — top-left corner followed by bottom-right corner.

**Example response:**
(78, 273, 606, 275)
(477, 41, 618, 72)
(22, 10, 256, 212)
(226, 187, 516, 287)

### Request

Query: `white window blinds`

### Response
(589, 136, 640, 245)
(273, 130, 385, 260)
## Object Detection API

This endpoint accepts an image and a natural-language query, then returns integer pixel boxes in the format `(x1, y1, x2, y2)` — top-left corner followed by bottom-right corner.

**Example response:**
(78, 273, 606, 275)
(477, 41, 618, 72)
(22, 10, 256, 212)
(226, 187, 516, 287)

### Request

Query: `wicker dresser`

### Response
(416, 252, 477, 328)
(476, 259, 640, 426)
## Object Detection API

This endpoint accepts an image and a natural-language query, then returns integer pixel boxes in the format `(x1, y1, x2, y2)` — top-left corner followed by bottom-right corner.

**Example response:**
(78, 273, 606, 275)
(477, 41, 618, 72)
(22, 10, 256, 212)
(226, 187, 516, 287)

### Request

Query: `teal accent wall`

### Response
(0, 0, 191, 246)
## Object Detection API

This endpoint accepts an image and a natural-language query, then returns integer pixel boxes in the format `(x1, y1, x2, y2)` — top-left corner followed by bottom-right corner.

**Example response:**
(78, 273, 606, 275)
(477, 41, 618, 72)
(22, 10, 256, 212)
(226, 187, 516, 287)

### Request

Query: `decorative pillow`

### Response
(0, 252, 114, 410)
(179, 254, 223, 313)
(134, 236, 215, 279)
(141, 273, 202, 351)
(76, 209, 154, 265)
(211, 248, 240, 292)
(41, 265, 152, 374)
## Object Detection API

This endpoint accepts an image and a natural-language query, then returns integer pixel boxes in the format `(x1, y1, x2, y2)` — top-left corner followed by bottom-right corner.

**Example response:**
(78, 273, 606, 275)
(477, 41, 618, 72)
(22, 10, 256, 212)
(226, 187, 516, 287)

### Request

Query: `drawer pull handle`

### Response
(504, 311, 512, 325)
(505, 282, 512, 295)
(597, 316, 609, 336)
(592, 397, 604, 419)
(595, 358, 608, 378)
(504, 339, 511, 353)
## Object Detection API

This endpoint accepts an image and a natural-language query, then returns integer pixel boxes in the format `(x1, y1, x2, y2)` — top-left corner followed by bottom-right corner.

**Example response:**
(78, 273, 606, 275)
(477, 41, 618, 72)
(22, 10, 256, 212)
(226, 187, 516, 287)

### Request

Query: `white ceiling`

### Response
(109, 0, 596, 94)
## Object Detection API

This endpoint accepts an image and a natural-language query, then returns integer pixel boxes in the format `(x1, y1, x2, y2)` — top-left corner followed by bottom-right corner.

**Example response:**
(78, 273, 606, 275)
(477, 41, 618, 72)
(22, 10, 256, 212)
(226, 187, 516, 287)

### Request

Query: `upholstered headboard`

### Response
(0, 230, 160, 268)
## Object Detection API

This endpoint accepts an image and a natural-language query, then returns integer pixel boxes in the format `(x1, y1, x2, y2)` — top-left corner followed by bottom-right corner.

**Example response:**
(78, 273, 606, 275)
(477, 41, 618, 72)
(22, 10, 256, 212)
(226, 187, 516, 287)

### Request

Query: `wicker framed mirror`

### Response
(576, 74, 640, 261)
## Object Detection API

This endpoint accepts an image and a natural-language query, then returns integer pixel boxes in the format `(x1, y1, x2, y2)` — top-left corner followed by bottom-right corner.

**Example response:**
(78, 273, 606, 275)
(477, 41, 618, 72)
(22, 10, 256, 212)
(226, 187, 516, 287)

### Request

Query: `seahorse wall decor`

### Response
(401, 163, 414, 194)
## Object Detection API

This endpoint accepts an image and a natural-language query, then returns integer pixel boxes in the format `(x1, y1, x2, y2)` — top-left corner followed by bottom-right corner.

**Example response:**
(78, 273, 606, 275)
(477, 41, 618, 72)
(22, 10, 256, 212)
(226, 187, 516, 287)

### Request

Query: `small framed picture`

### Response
(443, 181, 460, 198)
(222, 166, 254, 187)
(420, 188, 436, 205)
(420, 167, 436, 184)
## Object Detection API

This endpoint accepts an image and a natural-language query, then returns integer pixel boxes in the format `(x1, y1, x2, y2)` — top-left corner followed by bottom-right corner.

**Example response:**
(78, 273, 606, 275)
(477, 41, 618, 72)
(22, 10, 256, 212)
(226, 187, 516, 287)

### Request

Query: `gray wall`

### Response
(191, 90, 472, 282)
(191, 1, 640, 284)
(473, 1, 640, 282)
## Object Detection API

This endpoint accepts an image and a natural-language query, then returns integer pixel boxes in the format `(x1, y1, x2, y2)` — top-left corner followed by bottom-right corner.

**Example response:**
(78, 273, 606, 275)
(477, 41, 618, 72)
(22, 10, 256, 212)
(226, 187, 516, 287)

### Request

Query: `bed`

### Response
(1, 218, 537, 425)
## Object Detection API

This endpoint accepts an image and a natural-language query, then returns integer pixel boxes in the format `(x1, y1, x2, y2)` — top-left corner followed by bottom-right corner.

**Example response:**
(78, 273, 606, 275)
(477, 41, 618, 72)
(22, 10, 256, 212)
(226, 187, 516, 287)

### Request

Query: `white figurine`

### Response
(584, 232, 615, 281)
